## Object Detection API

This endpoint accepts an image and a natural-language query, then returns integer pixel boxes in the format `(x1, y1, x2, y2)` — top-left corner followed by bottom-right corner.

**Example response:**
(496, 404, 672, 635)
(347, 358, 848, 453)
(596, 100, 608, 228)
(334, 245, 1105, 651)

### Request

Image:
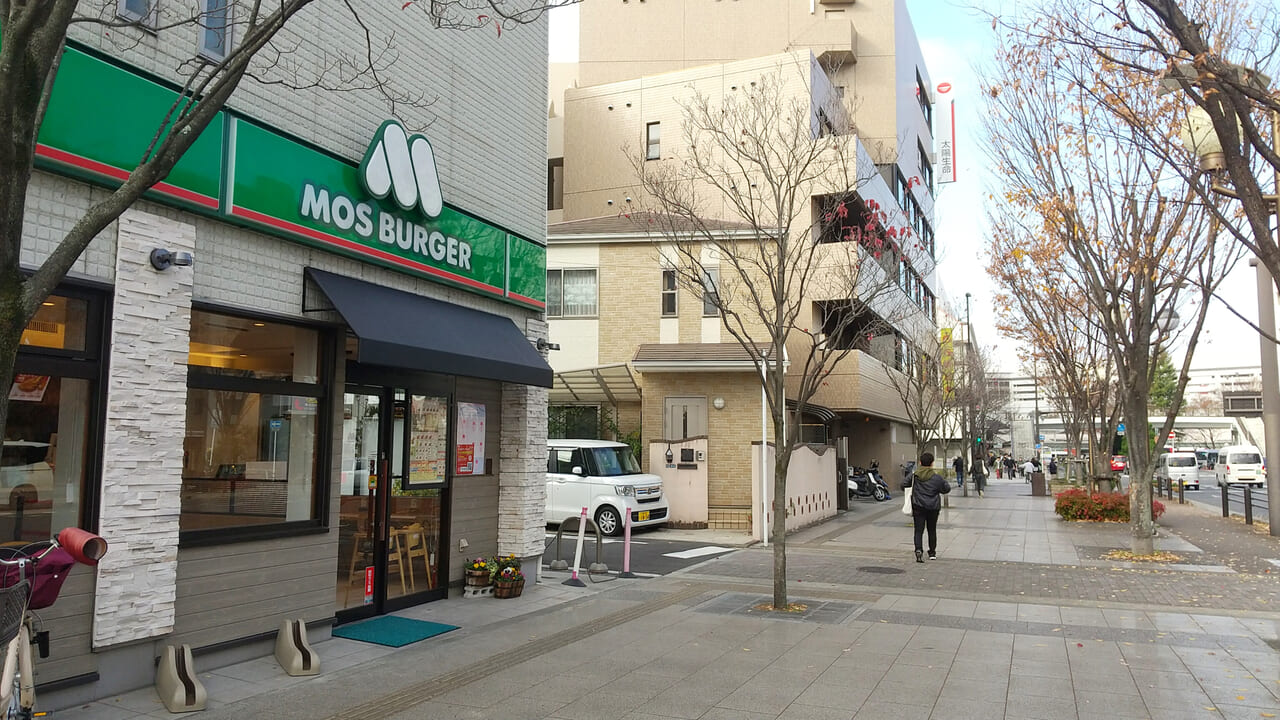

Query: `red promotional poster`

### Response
(364, 566, 375, 605)
(456, 444, 475, 474)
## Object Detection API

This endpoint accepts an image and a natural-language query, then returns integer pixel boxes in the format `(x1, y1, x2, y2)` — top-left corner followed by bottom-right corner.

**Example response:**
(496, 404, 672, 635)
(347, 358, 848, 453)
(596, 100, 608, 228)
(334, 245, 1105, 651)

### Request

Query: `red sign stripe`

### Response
(35, 144, 219, 209)
(229, 204, 514, 296)
(505, 290, 545, 310)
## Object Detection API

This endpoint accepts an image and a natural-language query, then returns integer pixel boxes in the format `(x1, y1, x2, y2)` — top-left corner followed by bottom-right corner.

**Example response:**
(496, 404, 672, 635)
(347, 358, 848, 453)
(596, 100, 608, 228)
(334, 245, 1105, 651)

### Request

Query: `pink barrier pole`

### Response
(620, 507, 637, 578)
(563, 506, 588, 587)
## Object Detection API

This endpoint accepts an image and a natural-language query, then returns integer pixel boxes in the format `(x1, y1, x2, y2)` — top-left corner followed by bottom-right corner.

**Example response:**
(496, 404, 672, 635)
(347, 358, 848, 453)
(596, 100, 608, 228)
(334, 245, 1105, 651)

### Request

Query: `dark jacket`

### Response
(908, 467, 951, 511)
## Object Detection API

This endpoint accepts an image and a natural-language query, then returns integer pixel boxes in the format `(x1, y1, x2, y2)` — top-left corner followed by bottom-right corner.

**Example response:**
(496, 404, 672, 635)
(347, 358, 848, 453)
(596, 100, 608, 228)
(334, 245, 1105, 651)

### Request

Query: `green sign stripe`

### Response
(38, 46, 223, 202)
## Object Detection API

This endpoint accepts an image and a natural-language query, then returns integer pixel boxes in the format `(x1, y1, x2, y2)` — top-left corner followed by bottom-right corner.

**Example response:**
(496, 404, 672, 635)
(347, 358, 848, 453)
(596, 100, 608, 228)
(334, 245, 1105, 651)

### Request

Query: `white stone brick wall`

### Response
(499, 317, 550, 559)
(92, 209, 194, 648)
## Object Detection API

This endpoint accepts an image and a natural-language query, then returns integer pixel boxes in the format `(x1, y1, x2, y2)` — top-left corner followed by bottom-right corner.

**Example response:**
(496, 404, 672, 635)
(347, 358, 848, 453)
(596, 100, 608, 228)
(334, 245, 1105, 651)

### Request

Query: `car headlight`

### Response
(615, 485, 635, 496)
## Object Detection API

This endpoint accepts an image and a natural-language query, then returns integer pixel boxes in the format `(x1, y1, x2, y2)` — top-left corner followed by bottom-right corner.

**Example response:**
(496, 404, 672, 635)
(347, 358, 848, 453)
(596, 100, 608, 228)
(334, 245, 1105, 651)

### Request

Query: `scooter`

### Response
(849, 463, 891, 501)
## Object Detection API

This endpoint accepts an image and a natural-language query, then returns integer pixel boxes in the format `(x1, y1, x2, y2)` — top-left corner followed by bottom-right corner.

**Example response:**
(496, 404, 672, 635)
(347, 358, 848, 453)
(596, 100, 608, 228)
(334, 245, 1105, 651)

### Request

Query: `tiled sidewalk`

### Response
(55, 477, 1280, 719)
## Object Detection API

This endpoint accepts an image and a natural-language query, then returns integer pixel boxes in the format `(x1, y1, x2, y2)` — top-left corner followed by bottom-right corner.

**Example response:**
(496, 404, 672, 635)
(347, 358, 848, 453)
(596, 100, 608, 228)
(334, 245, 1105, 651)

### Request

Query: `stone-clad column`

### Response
(498, 319, 549, 566)
(92, 210, 194, 648)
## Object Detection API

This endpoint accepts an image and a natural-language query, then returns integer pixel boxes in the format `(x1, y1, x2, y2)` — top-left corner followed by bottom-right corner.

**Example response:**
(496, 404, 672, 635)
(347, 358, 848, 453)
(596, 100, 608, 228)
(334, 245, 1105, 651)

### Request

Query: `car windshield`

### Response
(587, 446, 642, 477)
(1168, 457, 1196, 467)
(1228, 453, 1261, 464)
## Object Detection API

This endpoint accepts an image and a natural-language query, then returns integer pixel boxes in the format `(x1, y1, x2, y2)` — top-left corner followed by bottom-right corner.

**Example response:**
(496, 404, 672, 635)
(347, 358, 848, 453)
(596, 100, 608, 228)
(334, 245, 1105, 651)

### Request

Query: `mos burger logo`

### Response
(300, 120, 473, 271)
(360, 120, 444, 219)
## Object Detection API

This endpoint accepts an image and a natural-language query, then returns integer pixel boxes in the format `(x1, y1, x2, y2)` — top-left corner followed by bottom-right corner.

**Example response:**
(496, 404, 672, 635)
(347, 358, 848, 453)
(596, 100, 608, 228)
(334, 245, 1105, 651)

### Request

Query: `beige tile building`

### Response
(546, 0, 940, 531)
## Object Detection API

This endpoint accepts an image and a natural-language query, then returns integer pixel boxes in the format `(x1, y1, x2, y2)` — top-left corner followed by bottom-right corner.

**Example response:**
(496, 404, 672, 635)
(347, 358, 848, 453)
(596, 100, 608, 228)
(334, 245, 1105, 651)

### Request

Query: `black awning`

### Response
(305, 268, 552, 388)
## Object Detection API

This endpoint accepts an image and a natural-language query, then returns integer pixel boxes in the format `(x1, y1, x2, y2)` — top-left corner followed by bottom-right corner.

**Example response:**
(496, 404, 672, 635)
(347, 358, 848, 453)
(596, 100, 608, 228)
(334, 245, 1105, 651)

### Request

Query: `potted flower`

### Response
(464, 557, 491, 591)
(491, 555, 524, 599)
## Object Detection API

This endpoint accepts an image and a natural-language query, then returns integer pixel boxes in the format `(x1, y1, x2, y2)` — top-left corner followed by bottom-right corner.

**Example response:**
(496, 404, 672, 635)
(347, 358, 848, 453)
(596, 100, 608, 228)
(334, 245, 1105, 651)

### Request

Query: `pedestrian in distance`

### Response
(1022, 458, 1036, 482)
(1048, 457, 1058, 478)
(952, 455, 965, 488)
(906, 452, 951, 562)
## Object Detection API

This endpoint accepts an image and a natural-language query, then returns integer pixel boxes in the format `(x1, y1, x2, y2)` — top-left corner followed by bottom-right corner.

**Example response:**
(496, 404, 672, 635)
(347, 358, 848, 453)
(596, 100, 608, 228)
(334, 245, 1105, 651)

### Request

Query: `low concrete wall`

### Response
(751, 443, 838, 540)
(650, 438, 709, 527)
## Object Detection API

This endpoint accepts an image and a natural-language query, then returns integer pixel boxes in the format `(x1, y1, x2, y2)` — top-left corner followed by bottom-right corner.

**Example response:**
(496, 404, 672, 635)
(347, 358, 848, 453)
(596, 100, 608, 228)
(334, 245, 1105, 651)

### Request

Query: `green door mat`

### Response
(332, 616, 459, 647)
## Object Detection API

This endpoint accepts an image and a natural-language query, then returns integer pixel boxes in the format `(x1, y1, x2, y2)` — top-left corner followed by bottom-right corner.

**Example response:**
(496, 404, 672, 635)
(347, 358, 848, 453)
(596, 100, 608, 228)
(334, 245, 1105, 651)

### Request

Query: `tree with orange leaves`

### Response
(980, 10, 1243, 554)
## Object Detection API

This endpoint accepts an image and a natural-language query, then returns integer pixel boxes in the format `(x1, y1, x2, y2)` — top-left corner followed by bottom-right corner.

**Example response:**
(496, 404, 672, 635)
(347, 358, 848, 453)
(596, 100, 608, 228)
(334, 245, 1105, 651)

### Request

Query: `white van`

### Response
(1214, 444, 1265, 487)
(546, 439, 670, 536)
(1155, 451, 1200, 491)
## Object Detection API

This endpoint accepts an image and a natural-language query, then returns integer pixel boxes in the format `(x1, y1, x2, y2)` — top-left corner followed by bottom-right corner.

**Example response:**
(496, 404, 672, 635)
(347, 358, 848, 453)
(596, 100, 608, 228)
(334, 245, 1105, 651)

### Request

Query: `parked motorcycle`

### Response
(849, 462, 891, 501)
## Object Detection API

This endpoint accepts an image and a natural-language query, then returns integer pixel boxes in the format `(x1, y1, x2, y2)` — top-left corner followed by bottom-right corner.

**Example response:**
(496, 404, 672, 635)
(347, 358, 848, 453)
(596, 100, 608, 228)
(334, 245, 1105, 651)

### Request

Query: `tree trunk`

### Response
(1127, 400, 1155, 555)
(771, 445, 790, 609)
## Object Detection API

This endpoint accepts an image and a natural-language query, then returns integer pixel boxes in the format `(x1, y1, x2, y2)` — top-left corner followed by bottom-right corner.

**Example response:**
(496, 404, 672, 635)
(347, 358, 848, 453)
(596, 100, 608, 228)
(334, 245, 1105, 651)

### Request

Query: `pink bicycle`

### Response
(0, 528, 107, 719)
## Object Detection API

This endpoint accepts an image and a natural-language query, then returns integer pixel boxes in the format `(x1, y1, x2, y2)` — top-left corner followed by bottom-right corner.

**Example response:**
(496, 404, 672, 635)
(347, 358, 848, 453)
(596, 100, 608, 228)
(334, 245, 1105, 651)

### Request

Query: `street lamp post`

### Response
(1179, 97, 1280, 535)
(964, 292, 974, 498)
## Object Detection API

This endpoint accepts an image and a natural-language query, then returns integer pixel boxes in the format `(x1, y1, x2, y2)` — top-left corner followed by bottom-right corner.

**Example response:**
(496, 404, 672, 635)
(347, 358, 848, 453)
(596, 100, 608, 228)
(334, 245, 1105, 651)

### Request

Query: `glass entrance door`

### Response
(337, 387, 447, 617)
(337, 389, 382, 613)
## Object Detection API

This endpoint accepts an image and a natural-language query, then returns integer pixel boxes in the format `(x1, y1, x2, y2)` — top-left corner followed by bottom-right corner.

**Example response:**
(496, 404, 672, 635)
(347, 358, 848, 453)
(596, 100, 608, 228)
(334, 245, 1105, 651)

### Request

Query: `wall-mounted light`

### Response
(536, 338, 560, 351)
(150, 248, 194, 271)
(665, 448, 674, 463)
(712, 397, 726, 410)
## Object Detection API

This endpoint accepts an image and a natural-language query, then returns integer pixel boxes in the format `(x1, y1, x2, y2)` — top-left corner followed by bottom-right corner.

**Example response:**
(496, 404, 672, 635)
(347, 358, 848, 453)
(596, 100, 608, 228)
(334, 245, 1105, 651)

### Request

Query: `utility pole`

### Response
(965, 292, 979, 497)
(1033, 358, 1041, 461)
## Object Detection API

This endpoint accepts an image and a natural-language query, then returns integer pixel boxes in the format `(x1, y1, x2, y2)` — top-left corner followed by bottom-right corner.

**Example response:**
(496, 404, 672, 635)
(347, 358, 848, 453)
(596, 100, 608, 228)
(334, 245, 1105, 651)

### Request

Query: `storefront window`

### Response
(0, 376, 91, 542)
(182, 310, 326, 535)
(20, 296, 89, 352)
(188, 310, 319, 382)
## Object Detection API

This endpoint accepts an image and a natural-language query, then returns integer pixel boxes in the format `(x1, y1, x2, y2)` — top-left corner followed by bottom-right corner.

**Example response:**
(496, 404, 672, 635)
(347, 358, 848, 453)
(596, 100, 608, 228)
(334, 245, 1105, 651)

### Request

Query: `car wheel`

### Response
(595, 506, 623, 536)
(873, 486, 888, 501)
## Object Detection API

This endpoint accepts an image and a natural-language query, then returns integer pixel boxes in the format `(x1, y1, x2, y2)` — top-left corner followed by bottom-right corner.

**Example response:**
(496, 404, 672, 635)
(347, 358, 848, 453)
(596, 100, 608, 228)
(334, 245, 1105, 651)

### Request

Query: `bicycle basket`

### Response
(0, 580, 28, 646)
(0, 549, 75, 611)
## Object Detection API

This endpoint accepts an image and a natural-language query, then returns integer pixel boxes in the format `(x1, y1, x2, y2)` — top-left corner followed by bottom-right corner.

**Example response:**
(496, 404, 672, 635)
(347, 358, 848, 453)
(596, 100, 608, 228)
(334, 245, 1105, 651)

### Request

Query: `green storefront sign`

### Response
(33, 44, 545, 309)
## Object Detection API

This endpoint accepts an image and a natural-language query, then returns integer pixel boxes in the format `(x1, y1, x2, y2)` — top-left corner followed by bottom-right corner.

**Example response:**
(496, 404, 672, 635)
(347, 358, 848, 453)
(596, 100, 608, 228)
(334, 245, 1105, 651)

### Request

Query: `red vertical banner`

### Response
(364, 566, 375, 605)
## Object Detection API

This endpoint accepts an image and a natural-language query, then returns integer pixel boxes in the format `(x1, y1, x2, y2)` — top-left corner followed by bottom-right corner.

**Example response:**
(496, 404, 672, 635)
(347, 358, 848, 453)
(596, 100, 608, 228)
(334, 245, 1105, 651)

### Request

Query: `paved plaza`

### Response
(58, 477, 1280, 719)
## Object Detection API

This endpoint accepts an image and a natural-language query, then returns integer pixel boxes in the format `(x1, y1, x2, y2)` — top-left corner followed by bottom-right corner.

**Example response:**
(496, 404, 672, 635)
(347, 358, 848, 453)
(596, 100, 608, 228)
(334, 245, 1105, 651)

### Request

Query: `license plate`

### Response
(636, 510, 650, 522)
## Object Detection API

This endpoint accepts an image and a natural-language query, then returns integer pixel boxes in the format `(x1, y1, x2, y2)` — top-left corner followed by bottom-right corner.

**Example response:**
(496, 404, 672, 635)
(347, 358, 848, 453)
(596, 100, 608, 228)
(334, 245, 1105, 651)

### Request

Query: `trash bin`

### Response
(1030, 471, 1047, 497)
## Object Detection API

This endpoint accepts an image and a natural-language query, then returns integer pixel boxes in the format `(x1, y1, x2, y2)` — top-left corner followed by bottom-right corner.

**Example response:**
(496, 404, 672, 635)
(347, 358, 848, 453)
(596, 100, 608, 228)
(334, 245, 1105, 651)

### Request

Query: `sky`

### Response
(547, 1, 1263, 375)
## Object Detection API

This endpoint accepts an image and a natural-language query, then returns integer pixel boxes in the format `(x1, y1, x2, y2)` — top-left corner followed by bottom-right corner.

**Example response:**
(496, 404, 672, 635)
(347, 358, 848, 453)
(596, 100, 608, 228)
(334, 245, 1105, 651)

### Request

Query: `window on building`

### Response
(117, 0, 157, 26)
(546, 268, 598, 317)
(182, 309, 326, 536)
(817, 108, 836, 139)
(645, 122, 661, 160)
(198, 0, 233, 61)
(701, 268, 720, 316)
(549, 406, 601, 439)
(918, 141, 933, 191)
(661, 270, 678, 317)
(4, 289, 106, 541)
(915, 70, 932, 128)
(547, 158, 564, 211)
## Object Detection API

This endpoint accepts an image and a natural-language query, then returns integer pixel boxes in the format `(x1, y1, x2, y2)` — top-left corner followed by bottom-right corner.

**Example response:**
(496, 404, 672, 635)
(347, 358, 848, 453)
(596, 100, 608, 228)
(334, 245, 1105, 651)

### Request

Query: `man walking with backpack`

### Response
(952, 455, 965, 488)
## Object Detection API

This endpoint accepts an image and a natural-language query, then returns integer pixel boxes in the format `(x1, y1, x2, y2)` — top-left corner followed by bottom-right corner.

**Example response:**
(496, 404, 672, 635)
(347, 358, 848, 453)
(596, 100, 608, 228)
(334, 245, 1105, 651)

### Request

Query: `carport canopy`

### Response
(549, 363, 642, 405)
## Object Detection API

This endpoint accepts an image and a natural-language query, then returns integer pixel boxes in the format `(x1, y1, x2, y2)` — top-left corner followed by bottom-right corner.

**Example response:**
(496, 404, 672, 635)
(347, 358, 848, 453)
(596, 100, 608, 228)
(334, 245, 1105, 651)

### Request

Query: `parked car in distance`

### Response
(1155, 451, 1199, 491)
(546, 439, 669, 536)
(1110, 455, 1127, 472)
(1214, 444, 1265, 487)
(0, 440, 55, 504)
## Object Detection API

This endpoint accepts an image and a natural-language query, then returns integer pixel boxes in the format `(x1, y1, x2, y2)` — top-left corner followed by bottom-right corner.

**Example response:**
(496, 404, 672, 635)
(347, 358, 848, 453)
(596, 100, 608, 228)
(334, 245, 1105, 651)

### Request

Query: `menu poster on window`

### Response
(408, 395, 447, 486)
(8, 375, 49, 402)
(455, 402, 486, 475)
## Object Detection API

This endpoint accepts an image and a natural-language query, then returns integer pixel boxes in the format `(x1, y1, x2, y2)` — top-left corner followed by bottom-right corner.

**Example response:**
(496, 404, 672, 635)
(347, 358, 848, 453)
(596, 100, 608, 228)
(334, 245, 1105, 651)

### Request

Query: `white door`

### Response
(547, 446, 586, 522)
(664, 397, 708, 440)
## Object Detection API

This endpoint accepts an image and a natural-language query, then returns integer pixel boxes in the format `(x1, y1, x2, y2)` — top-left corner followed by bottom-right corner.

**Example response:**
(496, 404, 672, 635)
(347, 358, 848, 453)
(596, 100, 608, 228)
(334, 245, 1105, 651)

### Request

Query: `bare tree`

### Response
(990, 0, 1279, 329)
(981, 11, 1242, 553)
(633, 60, 929, 609)
(0, 0, 573, 459)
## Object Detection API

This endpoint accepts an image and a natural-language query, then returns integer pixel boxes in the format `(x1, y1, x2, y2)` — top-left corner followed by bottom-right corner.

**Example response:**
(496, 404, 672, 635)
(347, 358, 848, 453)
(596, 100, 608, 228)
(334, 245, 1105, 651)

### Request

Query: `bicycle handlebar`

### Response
(0, 528, 108, 568)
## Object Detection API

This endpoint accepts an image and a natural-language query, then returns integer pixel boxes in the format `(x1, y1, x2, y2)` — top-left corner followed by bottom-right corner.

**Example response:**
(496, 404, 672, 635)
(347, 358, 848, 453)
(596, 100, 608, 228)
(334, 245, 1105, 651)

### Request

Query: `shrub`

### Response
(1054, 488, 1165, 522)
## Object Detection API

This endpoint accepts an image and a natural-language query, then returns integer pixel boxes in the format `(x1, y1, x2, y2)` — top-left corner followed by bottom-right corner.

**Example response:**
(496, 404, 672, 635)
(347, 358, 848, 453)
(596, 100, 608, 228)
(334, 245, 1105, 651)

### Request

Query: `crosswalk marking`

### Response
(662, 546, 735, 559)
